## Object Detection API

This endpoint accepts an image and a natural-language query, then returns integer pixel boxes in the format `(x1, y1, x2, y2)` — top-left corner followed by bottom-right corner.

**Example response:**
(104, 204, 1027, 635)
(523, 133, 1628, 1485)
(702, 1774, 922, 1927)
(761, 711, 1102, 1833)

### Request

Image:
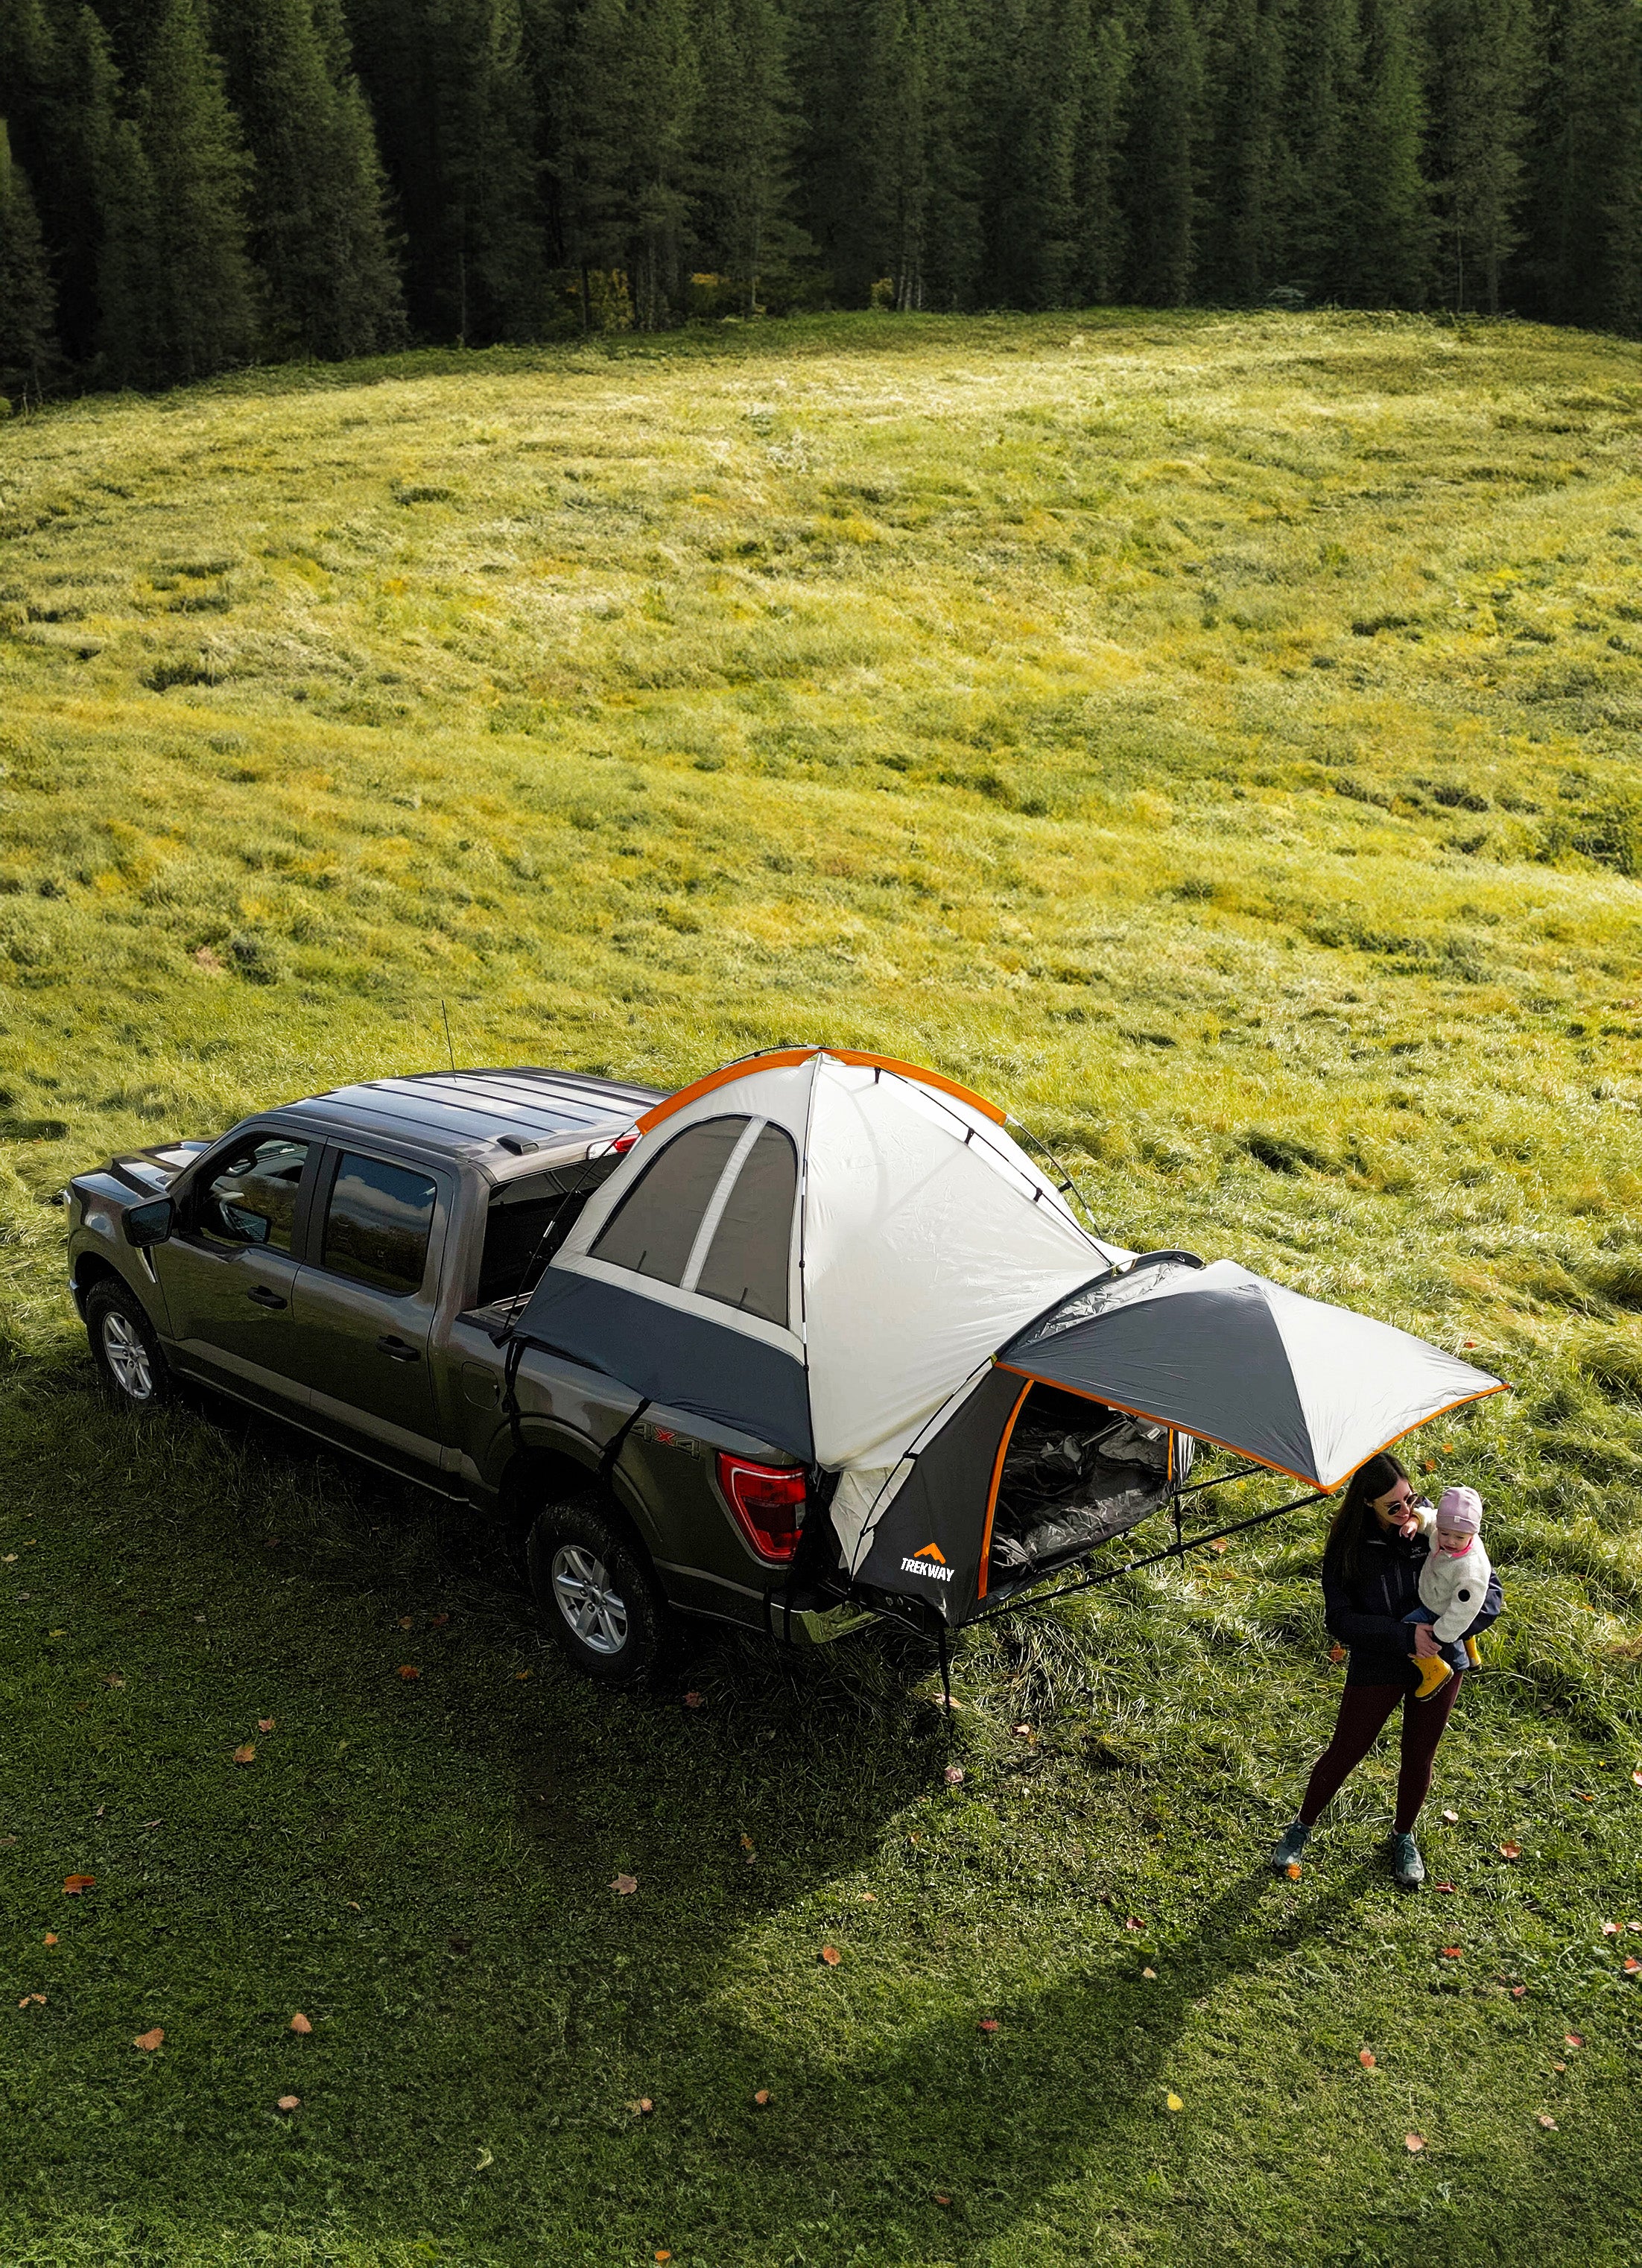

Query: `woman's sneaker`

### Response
(1391, 1831, 1425, 1888)
(1270, 1820, 1310, 1875)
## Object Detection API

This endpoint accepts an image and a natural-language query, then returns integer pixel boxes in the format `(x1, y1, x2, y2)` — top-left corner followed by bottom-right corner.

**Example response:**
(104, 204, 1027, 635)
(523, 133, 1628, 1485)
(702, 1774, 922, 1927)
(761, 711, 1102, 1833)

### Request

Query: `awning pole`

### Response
(936, 1617, 953, 1716)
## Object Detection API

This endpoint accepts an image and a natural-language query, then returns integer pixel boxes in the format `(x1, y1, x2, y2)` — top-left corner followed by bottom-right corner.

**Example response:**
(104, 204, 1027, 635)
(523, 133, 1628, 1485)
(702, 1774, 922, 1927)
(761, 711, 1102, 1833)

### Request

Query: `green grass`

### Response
(1, 308, 1641, 2264)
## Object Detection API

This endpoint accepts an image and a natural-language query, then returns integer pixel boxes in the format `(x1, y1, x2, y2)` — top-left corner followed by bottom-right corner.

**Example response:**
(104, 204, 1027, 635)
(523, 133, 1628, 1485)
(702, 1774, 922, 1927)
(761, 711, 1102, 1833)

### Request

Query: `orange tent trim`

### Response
(635, 1048, 1007, 1135)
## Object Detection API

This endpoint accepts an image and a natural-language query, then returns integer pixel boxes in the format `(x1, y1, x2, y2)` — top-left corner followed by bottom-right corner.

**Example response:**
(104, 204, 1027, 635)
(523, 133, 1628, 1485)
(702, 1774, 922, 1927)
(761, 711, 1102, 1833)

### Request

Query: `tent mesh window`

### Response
(693, 1123, 796, 1324)
(590, 1117, 749, 1285)
(989, 1385, 1173, 1588)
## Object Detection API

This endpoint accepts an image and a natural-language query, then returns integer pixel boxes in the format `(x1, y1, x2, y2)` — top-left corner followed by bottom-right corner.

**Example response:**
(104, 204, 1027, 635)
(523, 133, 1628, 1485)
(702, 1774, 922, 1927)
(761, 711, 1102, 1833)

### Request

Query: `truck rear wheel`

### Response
(526, 1491, 673, 1688)
(85, 1277, 172, 1410)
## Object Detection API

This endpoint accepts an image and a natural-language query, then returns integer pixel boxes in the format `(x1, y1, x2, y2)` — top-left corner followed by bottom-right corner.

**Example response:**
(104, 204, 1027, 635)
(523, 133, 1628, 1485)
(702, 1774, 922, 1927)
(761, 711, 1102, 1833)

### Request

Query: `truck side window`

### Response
(320, 1153, 437, 1296)
(197, 1136, 310, 1252)
(590, 1118, 748, 1286)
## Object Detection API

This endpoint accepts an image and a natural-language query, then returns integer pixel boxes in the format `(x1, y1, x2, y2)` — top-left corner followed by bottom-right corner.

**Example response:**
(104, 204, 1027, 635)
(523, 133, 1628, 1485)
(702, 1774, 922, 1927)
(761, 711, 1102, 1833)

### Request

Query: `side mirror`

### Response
(124, 1197, 175, 1249)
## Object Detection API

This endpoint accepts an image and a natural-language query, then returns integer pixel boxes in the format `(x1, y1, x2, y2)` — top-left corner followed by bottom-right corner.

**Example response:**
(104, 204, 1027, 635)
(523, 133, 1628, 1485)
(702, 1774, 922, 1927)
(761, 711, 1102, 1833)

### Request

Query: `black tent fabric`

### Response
(850, 1366, 1030, 1626)
(515, 1268, 814, 1459)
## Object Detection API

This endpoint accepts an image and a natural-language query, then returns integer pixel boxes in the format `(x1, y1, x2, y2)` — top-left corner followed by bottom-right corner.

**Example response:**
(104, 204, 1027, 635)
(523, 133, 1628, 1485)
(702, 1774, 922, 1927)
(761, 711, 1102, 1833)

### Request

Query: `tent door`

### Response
(983, 1381, 1176, 1600)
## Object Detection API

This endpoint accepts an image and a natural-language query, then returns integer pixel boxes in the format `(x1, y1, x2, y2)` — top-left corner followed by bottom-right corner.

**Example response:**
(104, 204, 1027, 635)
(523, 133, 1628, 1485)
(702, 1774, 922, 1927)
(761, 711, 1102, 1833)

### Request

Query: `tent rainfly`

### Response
(511, 1048, 1507, 1629)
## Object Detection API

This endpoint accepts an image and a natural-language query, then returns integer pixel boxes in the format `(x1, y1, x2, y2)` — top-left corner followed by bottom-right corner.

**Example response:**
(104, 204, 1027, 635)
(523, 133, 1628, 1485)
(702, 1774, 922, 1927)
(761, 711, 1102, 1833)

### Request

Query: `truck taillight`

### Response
(715, 1454, 805, 1562)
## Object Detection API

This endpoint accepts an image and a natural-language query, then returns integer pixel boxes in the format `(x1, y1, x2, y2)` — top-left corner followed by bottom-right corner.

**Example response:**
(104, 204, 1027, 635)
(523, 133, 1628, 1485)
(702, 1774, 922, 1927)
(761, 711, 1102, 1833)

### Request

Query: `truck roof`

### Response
(279, 1068, 667, 1162)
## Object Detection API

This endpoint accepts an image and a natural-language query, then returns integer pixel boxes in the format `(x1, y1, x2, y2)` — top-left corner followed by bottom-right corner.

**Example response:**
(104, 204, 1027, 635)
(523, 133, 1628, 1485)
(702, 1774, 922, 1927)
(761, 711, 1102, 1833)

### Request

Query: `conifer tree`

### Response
(215, 0, 403, 358)
(1427, 0, 1530, 314)
(1278, 0, 1360, 298)
(1074, 0, 1132, 304)
(136, 0, 258, 378)
(0, 119, 60, 402)
(1125, 0, 1199, 304)
(916, 0, 981, 310)
(693, 0, 799, 314)
(1200, 0, 1282, 301)
(1348, 0, 1430, 305)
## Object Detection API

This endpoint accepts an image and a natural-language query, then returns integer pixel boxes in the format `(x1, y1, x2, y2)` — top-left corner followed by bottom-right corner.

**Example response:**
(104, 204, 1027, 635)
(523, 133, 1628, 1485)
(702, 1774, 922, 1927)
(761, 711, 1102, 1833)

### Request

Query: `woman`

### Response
(1270, 1451, 1503, 1890)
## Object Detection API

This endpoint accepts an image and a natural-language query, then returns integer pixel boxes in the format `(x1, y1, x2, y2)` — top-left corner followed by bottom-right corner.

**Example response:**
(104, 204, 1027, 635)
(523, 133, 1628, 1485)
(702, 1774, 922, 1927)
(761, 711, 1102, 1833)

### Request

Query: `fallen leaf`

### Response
(1124, 1916, 1143, 1930)
(133, 2027, 164, 2052)
(1404, 2133, 1425, 2153)
(860, 1891, 876, 1902)
(612, 1875, 638, 1895)
(515, 1670, 531, 1682)
(655, 2252, 672, 2263)
(48, 1629, 67, 1638)
(277, 2094, 299, 2112)
(933, 2192, 952, 2206)
(1552, 2060, 1566, 2074)
(346, 1901, 362, 1913)
(1285, 1860, 1302, 1880)
(0, 1553, 13, 1563)
(1141, 1967, 1158, 1980)
(752, 2088, 771, 2106)
(1165, 2092, 1184, 2112)
(1500, 1842, 1521, 1860)
(1435, 1883, 1457, 1895)
(1440, 1947, 1463, 1960)
(1358, 2049, 1377, 2070)
(1565, 2033, 1584, 2049)
(740, 1834, 755, 1851)
(1511, 1985, 1527, 1998)
(398, 1616, 413, 1630)
(42, 1934, 57, 1946)
(258, 1718, 275, 1732)
(635, 2097, 653, 2115)
(1538, 2114, 1557, 2130)
(944, 1765, 965, 1787)
(1328, 1644, 1346, 1664)
(1576, 1791, 1595, 1803)
(819, 1945, 841, 1967)
(232, 1743, 256, 1765)
(397, 1665, 420, 1681)
(104, 1674, 124, 1688)
(978, 2018, 1000, 2033)
(18, 1994, 45, 2008)
(1208, 1536, 1229, 1555)
(290, 2012, 312, 2036)
(1442, 1808, 1459, 1824)
(475, 2147, 494, 2171)
(1602, 1920, 1620, 1935)
(1012, 1723, 1034, 1738)
(932, 1694, 961, 1710)
(61, 1875, 95, 1895)
(683, 1691, 703, 1708)
(1624, 1957, 1641, 1975)
(1632, 1770, 1642, 1788)
(1631, 1922, 1642, 1933)
(431, 1613, 449, 1629)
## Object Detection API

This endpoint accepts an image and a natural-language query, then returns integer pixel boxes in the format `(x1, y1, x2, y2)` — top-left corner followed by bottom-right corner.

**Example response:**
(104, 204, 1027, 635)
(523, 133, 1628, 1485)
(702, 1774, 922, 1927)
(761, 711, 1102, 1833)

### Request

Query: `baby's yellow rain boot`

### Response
(1412, 1652, 1454, 1700)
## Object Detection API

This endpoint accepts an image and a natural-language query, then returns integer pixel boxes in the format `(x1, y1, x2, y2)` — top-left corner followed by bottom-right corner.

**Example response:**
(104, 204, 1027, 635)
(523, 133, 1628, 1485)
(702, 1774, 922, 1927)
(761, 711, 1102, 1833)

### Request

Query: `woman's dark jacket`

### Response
(1322, 1524, 1504, 1687)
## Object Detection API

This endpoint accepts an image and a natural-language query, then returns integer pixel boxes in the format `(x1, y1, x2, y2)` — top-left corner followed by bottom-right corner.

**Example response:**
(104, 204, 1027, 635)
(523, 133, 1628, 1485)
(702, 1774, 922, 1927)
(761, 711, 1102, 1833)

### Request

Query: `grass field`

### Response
(1, 308, 1641, 2266)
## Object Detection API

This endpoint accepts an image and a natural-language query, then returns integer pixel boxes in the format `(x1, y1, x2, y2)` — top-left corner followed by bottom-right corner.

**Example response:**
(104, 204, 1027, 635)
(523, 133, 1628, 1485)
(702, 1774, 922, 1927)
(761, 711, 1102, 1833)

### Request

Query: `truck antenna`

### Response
(440, 999, 457, 1073)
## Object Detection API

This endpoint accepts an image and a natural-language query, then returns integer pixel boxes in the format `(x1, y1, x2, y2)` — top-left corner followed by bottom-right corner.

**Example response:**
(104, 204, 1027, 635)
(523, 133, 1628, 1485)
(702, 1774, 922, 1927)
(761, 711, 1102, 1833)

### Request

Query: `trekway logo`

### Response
(900, 1542, 954, 1585)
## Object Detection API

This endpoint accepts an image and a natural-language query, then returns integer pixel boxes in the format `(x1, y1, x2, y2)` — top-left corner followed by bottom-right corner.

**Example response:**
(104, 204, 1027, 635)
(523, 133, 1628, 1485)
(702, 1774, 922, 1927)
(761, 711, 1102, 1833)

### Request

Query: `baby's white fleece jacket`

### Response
(1418, 1535, 1493, 1642)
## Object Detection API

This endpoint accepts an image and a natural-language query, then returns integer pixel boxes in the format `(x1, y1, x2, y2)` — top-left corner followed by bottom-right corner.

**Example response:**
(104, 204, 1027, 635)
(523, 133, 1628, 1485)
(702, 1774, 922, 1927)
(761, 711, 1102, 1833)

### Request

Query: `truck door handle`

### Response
(247, 1286, 288, 1309)
(376, 1334, 420, 1362)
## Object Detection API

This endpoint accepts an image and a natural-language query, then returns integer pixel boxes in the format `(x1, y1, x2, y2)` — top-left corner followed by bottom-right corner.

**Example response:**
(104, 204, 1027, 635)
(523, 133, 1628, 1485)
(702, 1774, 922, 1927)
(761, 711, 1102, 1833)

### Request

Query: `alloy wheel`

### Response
(102, 1309, 154, 1402)
(550, 1543, 629, 1656)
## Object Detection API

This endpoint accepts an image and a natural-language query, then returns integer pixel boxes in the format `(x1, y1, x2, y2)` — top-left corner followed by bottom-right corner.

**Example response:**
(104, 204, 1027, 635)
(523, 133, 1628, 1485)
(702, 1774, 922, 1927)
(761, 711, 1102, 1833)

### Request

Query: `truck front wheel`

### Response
(526, 1491, 673, 1688)
(85, 1277, 172, 1410)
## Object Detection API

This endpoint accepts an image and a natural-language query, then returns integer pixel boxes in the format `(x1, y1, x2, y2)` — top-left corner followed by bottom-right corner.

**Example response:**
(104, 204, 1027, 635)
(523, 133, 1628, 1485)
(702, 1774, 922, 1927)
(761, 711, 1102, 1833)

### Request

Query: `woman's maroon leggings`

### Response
(1299, 1675, 1464, 1834)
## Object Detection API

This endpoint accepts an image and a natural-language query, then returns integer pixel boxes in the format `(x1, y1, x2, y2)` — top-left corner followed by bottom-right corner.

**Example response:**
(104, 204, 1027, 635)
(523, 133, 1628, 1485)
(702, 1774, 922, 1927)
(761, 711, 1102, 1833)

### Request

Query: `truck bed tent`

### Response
(510, 1048, 1507, 1629)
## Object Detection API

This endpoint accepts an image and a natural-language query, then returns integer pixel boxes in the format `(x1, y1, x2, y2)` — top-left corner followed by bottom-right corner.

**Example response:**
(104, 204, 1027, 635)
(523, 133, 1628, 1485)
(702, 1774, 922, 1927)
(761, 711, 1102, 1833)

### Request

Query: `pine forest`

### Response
(1, 0, 1641, 402)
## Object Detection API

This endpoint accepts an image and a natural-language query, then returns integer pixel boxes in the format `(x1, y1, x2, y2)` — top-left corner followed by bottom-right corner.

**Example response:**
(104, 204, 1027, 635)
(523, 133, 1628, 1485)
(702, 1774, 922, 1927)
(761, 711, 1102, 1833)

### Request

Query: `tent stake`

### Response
(936, 1618, 954, 1717)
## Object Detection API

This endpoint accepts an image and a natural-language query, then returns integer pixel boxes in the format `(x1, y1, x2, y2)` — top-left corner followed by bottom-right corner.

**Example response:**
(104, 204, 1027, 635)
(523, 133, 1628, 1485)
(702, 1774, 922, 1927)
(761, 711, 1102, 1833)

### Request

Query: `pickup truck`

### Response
(66, 1067, 871, 1685)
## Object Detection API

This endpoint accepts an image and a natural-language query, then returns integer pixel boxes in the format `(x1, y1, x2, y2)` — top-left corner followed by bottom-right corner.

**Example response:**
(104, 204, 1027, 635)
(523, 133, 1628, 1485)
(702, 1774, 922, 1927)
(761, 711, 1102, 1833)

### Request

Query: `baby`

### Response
(1407, 1485, 1491, 1699)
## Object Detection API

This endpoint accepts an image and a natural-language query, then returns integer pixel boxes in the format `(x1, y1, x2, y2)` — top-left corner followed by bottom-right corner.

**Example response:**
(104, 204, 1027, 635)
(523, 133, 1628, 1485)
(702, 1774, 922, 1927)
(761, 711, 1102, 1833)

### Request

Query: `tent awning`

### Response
(997, 1257, 1507, 1491)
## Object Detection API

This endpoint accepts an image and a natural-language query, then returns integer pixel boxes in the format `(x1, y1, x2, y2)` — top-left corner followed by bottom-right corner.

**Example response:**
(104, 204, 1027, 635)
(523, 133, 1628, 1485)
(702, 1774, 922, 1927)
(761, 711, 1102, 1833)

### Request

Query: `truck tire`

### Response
(526, 1489, 673, 1688)
(85, 1276, 172, 1410)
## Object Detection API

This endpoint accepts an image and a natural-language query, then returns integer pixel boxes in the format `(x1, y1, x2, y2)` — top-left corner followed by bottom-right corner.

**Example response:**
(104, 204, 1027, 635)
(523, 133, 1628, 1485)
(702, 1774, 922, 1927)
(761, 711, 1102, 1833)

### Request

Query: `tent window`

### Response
(693, 1123, 797, 1325)
(590, 1118, 749, 1287)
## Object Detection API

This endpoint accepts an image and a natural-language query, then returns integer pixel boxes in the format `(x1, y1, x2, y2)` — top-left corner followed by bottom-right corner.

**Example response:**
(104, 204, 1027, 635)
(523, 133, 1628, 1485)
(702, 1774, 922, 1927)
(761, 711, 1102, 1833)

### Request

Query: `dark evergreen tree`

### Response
(136, 0, 257, 378)
(693, 0, 804, 313)
(1073, 0, 1132, 304)
(1528, 0, 1642, 333)
(346, 0, 546, 341)
(0, 118, 60, 401)
(1347, 0, 1429, 305)
(215, 0, 403, 358)
(1199, 0, 1282, 301)
(1427, 0, 1530, 314)
(1278, 0, 1360, 298)
(1124, 0, 1199, 304)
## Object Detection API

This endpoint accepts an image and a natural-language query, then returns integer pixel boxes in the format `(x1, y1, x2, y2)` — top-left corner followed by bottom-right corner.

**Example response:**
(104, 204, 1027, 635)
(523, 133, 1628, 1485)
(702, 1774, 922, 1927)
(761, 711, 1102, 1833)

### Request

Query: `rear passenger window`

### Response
(320, 1153, 437, 1296)
(591, 1118, 747, 1285)
(477, 1159, 616, 1308)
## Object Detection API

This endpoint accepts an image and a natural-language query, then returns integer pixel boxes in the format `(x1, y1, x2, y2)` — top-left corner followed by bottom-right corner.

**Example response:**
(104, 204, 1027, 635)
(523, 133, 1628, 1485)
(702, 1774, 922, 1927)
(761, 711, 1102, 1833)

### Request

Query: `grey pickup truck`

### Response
(66, 1068, 869, 1684)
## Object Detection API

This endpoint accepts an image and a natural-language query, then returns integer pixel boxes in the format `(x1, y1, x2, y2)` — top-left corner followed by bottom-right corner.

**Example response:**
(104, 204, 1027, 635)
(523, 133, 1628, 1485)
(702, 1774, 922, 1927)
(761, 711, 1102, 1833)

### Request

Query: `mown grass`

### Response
(1, 309, 1641, 2264)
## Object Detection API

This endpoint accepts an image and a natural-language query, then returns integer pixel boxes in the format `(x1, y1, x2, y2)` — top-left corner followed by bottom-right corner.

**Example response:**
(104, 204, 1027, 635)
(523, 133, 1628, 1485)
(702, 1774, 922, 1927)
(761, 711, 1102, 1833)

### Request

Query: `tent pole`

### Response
(936, 1618, 954, 1716)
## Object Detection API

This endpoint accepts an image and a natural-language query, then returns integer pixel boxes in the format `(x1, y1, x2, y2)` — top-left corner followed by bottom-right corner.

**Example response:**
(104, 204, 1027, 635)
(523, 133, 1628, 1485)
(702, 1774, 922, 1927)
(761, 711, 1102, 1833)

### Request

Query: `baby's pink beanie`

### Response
(1436, 1485, 1483, 1533)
